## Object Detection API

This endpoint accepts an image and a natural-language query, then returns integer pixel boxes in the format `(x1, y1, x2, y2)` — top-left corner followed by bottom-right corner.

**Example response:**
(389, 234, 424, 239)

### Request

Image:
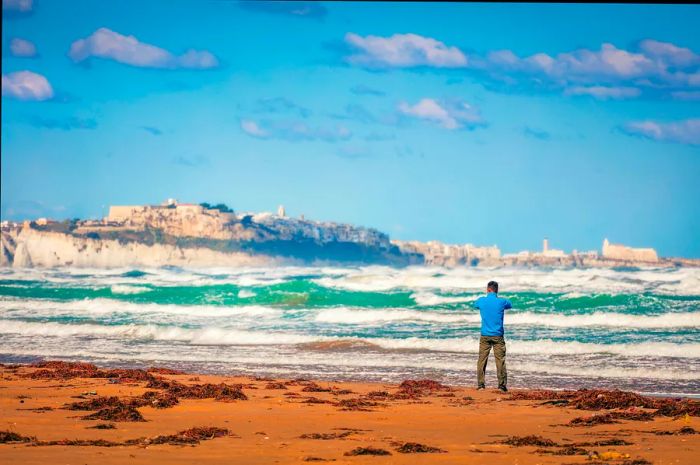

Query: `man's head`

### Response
(487, 281, 499, 293)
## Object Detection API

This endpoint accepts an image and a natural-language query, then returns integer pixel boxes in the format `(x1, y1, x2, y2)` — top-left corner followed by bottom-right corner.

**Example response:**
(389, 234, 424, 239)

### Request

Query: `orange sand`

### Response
(1, 364, 697, 464)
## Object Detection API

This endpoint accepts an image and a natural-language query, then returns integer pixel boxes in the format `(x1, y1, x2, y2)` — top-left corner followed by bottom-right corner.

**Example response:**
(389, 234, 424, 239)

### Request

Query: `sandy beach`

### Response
(1, 362, 697, 465)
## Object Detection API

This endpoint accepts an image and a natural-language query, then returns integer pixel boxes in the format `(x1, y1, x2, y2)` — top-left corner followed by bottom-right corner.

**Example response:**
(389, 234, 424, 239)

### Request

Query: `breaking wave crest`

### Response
(1, 319, 698, 358)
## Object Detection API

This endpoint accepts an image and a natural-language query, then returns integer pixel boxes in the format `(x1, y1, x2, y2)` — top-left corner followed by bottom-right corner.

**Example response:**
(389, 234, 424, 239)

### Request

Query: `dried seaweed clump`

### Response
(300, 431, 354, 440)
(344, 446, 392, 456)
(393, 379, 452, 399)
(569, 410, 654, 426)
(25, 361, 153, 382)
(81, 406, 145, 422)
(146, 378, 247, 401)
(501, 435, 557, 447)
(654, 426, 697, 435)
(87, 423, 116, 430)
(301, 382, 333, 393)
(395, 442, 446, 453)
(0, 431, 35, 443)
(265, 382, 288, 390)
(510, 388, 699, 418)
(335, 398, 382, 411)
(147, 367, 185, 375)
(131, 427, 229, 446)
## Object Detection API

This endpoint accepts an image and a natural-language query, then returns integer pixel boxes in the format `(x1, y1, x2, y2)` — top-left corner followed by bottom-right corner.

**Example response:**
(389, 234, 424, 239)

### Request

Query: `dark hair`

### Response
(487, 281, 499, 293)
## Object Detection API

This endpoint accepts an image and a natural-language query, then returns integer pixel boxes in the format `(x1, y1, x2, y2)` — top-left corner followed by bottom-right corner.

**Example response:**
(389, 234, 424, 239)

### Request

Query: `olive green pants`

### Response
(476, 336, 507, 388)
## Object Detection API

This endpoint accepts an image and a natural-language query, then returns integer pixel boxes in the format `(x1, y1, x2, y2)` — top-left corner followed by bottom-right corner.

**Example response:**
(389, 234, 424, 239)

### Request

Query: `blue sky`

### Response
(2, 1, 700, 257)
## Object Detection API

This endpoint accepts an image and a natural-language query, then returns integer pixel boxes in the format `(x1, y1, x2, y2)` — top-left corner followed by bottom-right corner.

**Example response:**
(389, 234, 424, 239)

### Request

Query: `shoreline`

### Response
(1, 361, 698, 464)
(2, 355, 699, 400)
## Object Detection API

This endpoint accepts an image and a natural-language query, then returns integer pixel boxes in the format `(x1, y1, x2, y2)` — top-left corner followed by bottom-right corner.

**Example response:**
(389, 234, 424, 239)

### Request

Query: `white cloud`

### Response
(2, 0, 32, 12)
(241, 119, 352, 142)
(471, 40, 700, 99)
(10, 38, 37, 57)
(344, 33, 467, 68)
(68, 28, 218, 69)
(2, 70, 53, 101)
(240, 119, 269, 138)
(639, 39, 700, 68)
(398, 98, 483, 130)
(622, 119, 700, 146)
(564, 86, 641, 100)
(481, 43, 657, 83)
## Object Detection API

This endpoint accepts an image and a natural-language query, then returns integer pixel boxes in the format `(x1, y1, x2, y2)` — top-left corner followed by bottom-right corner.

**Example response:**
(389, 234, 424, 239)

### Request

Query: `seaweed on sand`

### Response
(134, 391, 179, 409)
(145, 378, 247, 401)
(392, 379, 452, 399)
(536, 445, 589, 456)
(81, 406, 145, 422)
(147, 367, 185, 375)
(510, 388, 699, 418)
(301, 382, 332, 393)
(0, 431, 35, 443)
(501, 435, 557, 447)
(87, 423, 116, 430)
(300, 431, 355, 440)
(65, 396, 124, 411)
(569, 410, 654, 426)
(395, 442, 447, 453)
(335, 398, 382, 411)
(25, 361, 153, 382)
(344, 446, 392, 456)
(265, 382, 288, 390)
(653, 426, 697, 435)
(301, 397, 333, 404)
(130, 426, 230, 445)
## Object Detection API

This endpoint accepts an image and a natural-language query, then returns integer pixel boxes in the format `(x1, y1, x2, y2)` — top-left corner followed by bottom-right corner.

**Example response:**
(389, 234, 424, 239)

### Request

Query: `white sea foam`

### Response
(0, 298, 281, 319)
(411, 292, 475, 306)
(110, 285, 150, 295)
(5, 265, 700, 295)
(313, 266, 700, 296)
(1, 319, 698, 358)
(314, 307, 700, 328)
(237, 289, 256, 298)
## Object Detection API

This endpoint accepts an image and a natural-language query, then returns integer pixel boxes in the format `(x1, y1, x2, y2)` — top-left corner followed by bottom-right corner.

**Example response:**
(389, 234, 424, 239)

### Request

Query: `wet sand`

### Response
(1, 362, 697, 464)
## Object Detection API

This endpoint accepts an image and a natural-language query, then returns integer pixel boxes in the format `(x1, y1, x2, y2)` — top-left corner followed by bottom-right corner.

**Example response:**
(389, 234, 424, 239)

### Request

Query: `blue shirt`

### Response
(474, 292, 512, 336)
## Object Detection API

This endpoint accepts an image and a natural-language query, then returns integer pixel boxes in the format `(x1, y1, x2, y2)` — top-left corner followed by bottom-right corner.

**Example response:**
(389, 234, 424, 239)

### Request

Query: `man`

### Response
(474, 280, 511, 392)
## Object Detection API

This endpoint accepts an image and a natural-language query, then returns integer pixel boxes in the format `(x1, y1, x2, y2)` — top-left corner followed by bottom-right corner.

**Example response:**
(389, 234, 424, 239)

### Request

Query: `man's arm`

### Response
(504, 299, 512, 310)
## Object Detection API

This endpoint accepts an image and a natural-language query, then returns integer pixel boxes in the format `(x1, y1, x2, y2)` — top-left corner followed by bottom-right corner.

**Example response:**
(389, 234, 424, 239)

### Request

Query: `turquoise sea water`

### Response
(1, 266, 698, 396)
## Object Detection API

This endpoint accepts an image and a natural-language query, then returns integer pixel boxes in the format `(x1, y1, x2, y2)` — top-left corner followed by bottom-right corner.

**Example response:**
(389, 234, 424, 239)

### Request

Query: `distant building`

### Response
(35, 218, 56, 226)
(278, 205, 286, 217)
(540, 237, 566, 258)
(602, 238, 658, 263)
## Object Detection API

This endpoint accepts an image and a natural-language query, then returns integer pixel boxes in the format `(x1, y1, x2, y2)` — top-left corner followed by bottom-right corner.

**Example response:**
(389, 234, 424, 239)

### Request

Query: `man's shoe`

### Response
(477, 385, 485, 390)
(498, 386, 508, 392)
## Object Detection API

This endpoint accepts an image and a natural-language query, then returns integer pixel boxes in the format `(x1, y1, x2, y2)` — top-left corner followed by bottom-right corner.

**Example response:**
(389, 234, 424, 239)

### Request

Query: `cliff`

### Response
(1, 228, 277, 268)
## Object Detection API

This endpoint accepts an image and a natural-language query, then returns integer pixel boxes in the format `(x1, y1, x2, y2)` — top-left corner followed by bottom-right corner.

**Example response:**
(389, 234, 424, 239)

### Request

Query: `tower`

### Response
(277, 205, 286, 217)
(543, 237, 549, 253)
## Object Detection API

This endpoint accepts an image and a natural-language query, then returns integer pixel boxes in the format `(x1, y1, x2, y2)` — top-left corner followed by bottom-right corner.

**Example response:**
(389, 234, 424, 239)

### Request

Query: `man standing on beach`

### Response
(474, 281, 511, 392)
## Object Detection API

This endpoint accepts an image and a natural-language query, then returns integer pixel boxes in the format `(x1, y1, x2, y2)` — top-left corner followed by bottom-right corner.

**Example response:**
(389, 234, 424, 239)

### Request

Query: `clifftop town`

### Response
(1, 199, 697, 268)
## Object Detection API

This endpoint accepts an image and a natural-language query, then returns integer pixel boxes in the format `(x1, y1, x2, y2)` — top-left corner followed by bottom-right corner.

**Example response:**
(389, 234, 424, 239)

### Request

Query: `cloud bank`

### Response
(2, 70, 53, 101)
(343, 33, 700, 99)
(69, 28, 218, 69)
(344, 33, 467, 69)
(622, 119, 700, 146)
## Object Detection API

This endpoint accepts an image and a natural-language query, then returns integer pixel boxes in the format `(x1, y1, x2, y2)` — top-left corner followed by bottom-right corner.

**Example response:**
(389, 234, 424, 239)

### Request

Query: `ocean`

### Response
(1, 265, 698, 397)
